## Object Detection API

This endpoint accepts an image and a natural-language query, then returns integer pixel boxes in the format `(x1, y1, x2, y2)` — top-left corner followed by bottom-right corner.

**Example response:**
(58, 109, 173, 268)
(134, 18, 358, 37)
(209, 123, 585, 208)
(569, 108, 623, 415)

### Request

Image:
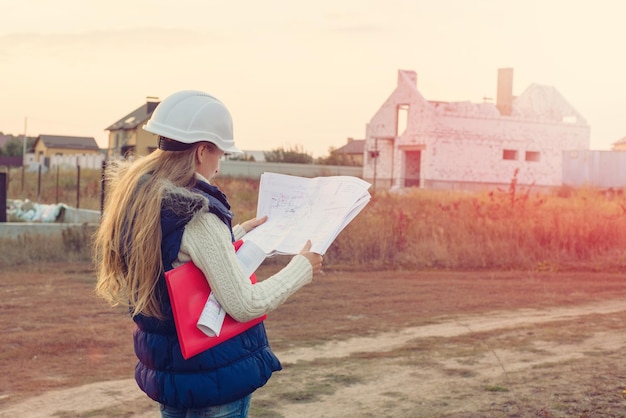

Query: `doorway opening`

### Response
(404, 150, 421, 187)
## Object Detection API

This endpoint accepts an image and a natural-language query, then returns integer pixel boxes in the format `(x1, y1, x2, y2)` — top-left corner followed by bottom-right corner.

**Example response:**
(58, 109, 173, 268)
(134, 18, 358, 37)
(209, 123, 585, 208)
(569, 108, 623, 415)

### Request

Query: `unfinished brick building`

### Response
(363, 69, 590, 190)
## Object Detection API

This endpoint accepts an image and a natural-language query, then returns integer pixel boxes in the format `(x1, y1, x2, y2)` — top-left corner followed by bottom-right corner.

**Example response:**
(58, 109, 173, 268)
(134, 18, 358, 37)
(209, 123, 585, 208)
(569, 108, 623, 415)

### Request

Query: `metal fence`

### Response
(219, 160, 363, 179)
(562, 150, 626, 188)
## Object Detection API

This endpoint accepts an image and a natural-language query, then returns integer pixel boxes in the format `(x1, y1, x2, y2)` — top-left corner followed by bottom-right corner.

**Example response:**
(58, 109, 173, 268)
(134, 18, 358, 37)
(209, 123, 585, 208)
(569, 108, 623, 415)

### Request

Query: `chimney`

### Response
(146, 96, 160, 114)
(496, 68, 513, 116)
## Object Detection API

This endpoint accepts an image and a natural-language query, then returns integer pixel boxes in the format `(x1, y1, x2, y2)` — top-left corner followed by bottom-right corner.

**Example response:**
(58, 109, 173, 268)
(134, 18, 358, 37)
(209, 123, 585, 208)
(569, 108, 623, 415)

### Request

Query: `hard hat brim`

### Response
(143, 123, 243, 155)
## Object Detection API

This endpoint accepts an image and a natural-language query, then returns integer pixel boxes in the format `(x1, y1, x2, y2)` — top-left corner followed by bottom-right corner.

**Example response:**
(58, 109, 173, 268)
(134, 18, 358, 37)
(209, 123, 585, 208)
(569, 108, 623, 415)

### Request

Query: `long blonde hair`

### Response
(94, 146, 200, 318)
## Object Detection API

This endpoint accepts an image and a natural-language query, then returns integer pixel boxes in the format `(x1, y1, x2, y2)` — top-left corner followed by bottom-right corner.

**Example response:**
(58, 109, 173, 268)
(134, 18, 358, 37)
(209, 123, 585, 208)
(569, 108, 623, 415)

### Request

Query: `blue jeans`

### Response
(160, 395, 251, 418)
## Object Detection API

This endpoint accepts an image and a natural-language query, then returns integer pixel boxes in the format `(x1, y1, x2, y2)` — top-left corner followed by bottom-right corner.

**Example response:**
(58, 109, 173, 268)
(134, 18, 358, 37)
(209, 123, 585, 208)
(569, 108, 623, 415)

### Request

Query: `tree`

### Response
(316, 146, 361, 166)
(227, 154, 256, 162)
(0, 135, 36, 156)
(264, 145, 313, 164)
(3, 139, 24, 156)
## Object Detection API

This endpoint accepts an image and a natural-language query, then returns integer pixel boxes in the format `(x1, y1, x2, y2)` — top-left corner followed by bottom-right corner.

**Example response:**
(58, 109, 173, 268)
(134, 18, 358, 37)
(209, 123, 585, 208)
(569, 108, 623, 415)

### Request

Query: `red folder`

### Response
(165, 240, 266, 359)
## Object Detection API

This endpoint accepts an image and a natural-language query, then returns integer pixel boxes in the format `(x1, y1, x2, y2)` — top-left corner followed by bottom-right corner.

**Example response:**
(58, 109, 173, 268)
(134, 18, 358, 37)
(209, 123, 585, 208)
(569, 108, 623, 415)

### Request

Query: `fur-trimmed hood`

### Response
(161, 182, 209, 225)
(159, 178, 234, 264)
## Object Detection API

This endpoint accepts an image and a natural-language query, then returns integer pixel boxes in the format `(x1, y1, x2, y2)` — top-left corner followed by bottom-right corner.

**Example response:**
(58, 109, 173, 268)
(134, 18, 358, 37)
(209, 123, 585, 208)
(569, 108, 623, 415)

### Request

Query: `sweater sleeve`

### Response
(178, 212, 313, 322)
(232, 224, 246, 241)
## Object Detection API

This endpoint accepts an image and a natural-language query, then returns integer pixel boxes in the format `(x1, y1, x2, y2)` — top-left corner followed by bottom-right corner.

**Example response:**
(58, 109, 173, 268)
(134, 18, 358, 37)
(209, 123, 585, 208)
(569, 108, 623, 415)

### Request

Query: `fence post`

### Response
(100, 160, 106, 215)
(37, 164, 42, 203)
(76, 164, 81, 209)
(56, 165, 60, 204)
(0, 172, 6, 222)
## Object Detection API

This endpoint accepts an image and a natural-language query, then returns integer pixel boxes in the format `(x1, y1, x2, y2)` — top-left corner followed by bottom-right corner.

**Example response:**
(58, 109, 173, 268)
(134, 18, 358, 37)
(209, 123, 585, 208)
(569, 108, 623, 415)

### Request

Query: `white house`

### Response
(363, 69, 590, 190)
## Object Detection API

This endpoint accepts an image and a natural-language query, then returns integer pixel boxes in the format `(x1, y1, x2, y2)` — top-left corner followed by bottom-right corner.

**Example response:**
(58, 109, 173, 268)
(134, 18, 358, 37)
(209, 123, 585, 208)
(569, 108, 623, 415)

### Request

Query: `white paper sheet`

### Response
(240, 173, 371, 260)
(196, 291, 226, 337)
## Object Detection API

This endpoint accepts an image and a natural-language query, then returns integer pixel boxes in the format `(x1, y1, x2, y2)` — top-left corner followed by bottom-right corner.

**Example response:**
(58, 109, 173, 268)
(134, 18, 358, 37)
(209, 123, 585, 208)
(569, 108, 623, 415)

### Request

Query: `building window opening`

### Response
(525, 151, 540, 162)
(502, 149, 517, 160)
(396, 104, 409, 137)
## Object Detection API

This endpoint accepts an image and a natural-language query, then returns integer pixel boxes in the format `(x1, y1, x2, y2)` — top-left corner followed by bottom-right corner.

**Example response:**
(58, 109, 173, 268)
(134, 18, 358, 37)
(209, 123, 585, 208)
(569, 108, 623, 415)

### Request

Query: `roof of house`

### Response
(511, 83, 587, 124)
(106, 100, 160, 131)
(334, 139, 364, 155)
(613, 137, 626, 146)
(35, 135, 100, 151)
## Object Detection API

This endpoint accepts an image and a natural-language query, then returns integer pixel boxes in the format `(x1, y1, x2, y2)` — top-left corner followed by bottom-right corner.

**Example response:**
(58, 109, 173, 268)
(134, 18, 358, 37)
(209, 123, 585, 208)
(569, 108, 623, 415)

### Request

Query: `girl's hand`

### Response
(240, 215, 268, 233)
(299, 240, 323, 275)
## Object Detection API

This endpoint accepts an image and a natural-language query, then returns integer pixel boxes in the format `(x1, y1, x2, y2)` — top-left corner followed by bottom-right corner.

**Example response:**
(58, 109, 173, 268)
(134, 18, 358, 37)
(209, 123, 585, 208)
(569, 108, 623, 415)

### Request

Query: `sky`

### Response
(1, 0, 625, 157)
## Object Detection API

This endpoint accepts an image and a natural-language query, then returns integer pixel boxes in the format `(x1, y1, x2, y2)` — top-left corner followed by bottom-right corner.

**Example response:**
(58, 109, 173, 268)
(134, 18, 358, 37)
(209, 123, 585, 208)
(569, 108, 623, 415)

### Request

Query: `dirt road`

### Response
(3, 295, 626, 417)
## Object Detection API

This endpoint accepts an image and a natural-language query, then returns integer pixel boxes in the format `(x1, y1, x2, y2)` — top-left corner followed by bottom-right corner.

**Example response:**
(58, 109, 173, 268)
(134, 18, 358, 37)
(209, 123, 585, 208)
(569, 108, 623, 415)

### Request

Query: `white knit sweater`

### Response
(177, 211, 313, 322)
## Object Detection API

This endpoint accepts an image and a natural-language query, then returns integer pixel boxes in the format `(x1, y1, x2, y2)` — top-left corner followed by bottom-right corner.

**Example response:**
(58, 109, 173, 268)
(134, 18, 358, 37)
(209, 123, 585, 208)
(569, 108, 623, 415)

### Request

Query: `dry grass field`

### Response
(2, 261, 626, 417)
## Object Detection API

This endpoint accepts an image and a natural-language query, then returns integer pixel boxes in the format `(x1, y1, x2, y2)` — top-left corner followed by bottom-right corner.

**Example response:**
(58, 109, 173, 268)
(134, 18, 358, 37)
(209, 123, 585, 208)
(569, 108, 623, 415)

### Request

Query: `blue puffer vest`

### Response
(133, 179, 282, 409)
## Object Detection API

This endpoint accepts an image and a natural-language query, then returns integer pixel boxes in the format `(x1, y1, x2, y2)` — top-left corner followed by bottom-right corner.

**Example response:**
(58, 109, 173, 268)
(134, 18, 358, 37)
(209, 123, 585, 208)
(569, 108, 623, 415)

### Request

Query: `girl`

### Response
(94, 90, 323, 418)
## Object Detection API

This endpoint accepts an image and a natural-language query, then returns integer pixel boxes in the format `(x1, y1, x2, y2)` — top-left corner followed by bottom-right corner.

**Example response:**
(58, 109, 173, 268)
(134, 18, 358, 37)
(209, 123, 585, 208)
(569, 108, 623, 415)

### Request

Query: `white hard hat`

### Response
(143, 90, 242, 155)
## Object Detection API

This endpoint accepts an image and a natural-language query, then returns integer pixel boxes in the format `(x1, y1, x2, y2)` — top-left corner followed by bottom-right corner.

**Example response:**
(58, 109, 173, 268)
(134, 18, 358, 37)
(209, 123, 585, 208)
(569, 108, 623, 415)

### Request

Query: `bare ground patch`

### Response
(2, 263, 626, 417)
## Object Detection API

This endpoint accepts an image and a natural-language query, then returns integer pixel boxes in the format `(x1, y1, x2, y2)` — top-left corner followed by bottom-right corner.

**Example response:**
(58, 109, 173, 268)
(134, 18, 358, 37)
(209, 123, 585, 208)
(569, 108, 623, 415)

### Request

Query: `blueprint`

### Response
(236, 172, 371, 277)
